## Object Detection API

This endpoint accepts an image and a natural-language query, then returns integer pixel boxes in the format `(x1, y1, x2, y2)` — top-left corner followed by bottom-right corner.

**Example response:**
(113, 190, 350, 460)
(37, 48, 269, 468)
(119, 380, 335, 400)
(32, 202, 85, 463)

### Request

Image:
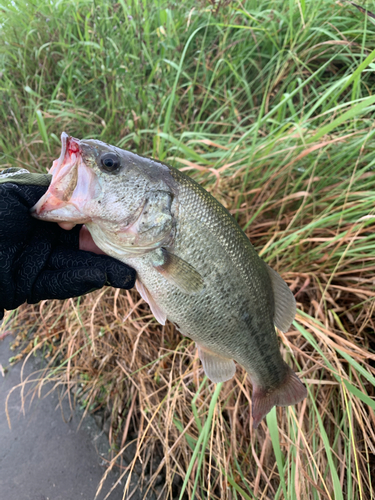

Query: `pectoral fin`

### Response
(135, 280, 167, 325)
(152, 248, 204, 295)
(266, 264, 296, 333)
(197, 344, 236, 383)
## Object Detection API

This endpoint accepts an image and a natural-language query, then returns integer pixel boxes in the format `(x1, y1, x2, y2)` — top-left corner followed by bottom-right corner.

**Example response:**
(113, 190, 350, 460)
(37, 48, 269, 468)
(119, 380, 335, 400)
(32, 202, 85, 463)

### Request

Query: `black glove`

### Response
(0, 169, 136, 320)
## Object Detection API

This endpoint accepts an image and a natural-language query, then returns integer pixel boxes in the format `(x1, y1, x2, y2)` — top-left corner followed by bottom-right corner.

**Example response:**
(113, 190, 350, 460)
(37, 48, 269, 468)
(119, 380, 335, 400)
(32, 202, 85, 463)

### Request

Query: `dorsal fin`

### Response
(266, 264, 296, 333)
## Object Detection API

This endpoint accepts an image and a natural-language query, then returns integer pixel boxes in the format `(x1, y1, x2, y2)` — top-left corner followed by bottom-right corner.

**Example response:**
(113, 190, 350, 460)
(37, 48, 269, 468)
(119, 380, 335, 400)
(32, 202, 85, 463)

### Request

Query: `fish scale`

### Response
(165, 169, 279, 361)
(32, 132, 307, 428)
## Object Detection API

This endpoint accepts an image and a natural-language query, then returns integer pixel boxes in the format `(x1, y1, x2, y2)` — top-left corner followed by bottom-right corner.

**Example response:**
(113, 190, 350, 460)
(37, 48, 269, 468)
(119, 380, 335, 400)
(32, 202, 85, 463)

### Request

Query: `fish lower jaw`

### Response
(31, 204, 89, 224)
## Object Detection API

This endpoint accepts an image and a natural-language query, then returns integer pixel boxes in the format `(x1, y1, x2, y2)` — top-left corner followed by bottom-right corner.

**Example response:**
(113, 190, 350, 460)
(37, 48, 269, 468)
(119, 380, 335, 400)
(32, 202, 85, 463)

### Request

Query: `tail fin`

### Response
(252, 366, 307, 429)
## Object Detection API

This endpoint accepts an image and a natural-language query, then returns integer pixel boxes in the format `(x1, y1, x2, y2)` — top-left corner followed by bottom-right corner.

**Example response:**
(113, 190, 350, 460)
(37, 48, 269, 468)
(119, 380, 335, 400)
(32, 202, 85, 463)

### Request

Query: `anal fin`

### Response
(197, 344, 236, 383)
(266, 264, 296, 333)
(135, 280, 167, 325)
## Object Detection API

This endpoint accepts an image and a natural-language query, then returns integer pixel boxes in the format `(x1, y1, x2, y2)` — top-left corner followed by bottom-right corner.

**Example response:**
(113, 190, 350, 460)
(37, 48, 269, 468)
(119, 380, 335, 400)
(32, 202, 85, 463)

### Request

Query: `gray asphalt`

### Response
(0, 333, 144, 500)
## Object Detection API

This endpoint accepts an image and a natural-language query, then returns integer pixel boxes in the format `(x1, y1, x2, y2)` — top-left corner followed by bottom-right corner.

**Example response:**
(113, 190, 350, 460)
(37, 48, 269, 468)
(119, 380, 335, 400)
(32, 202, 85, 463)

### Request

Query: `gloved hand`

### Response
(0, 168, 136, 321)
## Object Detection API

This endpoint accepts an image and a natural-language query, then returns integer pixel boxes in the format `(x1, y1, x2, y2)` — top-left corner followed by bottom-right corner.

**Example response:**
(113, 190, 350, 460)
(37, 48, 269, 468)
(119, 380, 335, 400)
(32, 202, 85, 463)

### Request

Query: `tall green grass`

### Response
(1, 0, 375, 499)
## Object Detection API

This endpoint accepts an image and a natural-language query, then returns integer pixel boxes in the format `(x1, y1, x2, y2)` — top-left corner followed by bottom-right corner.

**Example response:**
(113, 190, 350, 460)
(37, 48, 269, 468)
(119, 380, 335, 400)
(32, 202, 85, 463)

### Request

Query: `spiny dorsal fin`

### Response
(197, 344, 236, 383)
(266, 264, 296, 333)
(152, 248, 204, 295)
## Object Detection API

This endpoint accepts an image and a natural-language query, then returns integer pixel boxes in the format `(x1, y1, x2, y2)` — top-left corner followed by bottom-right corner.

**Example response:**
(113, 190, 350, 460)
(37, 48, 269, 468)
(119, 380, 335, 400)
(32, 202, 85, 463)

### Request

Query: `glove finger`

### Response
(0, 182, 48, 211)
(0, 185, 46, 242)
(29, 268, 108, 304)
(56, 224, 81, 249)
(100, 257, 136, 290)
(46, 247, 102, 269)
(46, 248, 136, 290)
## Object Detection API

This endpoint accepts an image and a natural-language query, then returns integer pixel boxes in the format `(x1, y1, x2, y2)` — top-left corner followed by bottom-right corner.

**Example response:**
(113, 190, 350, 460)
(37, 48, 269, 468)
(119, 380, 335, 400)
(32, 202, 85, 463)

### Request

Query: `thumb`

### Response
(79, 226, 105, 254)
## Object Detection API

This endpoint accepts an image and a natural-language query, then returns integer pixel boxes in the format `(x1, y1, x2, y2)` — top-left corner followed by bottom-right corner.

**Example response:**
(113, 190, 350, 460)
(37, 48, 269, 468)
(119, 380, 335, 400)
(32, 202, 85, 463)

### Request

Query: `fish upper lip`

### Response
(50, 132, 81, 174)
(59, 131, 69, 164)
(31, 132, 86, 219)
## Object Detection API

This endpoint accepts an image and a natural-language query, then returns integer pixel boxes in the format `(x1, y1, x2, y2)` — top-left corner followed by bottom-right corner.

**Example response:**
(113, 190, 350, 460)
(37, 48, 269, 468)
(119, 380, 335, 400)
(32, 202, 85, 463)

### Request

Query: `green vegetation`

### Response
(1, 0, 375, 498)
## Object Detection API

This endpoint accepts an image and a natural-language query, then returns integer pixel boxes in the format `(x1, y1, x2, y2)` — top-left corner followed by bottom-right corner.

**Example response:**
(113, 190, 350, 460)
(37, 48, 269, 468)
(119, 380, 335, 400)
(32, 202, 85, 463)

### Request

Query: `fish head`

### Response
(32, 132, 178, 256)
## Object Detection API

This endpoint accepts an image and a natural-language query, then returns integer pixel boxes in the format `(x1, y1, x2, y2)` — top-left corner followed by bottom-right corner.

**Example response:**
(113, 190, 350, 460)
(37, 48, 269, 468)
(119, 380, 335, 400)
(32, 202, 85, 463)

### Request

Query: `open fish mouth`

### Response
(31, 132, 100, 228)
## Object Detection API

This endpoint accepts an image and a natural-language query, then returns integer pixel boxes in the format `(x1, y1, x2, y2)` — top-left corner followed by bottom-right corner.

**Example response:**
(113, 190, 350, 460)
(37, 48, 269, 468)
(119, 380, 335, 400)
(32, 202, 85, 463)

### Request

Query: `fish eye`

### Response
(100, 153, 120, 173)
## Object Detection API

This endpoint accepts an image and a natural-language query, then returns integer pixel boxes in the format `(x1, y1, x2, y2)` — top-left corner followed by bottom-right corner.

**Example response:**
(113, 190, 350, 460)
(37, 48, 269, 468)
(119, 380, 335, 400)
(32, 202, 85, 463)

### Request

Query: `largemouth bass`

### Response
(32, 132, 306, 428)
